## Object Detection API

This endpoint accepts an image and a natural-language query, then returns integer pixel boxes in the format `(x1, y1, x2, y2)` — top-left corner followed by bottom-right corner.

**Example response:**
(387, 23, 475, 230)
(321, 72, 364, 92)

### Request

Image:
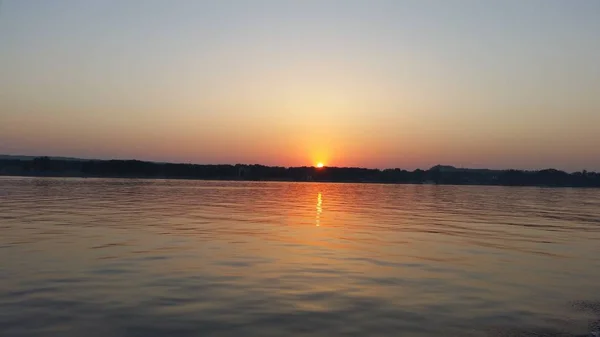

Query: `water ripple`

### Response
(1, 177, 600, 336)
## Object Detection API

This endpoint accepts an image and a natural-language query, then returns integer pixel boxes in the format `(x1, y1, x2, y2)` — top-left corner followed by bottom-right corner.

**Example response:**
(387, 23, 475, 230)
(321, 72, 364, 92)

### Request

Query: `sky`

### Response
(1, 0, 599, 171)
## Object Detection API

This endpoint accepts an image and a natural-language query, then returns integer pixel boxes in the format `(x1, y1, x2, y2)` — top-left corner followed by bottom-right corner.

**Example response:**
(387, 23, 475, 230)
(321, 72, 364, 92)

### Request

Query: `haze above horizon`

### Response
(1, 0, 599, 171)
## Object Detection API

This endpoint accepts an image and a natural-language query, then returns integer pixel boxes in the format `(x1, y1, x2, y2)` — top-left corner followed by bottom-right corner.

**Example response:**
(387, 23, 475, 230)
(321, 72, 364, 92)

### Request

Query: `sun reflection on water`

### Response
(316, 192, 322, 226)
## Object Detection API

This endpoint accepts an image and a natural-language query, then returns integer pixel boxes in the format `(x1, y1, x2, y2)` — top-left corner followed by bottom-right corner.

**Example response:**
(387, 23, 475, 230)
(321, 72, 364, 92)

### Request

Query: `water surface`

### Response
(1, 177, 600, 336)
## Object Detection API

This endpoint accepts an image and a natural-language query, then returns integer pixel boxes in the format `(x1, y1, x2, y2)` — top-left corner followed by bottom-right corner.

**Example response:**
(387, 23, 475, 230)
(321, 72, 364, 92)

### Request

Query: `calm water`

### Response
(1, 177, 600, 337)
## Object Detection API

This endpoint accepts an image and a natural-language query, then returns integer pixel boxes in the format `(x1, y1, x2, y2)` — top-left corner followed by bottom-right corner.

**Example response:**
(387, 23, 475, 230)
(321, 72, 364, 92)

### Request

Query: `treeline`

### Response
(0, 157, 599, 187)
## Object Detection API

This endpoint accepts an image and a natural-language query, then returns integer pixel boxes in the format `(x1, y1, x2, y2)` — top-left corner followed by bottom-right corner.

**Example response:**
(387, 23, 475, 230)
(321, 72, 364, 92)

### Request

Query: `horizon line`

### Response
(0, 153, 594, 174)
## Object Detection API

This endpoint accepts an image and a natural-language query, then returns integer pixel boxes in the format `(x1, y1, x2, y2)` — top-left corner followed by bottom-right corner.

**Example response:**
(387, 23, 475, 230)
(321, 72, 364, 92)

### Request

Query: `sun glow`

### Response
(316, 162, 324, 168)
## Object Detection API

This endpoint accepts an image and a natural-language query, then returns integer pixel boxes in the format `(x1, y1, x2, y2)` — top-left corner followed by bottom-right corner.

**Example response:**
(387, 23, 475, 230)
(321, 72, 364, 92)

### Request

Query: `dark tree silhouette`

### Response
(1, 157, 599, 187)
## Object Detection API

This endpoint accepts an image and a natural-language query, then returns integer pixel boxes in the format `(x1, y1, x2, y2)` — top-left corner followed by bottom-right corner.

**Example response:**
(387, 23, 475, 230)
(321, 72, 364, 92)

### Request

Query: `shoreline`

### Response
(2, 172, 599, 188)
(1, 157, 599, 188)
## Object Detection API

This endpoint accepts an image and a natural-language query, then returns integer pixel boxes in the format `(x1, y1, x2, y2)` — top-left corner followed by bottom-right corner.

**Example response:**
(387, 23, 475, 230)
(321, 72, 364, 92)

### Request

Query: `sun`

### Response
(316, 162, 324, 168)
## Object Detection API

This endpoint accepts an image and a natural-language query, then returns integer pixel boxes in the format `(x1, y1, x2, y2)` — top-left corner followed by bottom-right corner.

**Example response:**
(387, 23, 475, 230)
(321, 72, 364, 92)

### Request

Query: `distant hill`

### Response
(429, 165, 458, 172)
(0, 155, 87, 161)
(429, 164, 500, 173)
